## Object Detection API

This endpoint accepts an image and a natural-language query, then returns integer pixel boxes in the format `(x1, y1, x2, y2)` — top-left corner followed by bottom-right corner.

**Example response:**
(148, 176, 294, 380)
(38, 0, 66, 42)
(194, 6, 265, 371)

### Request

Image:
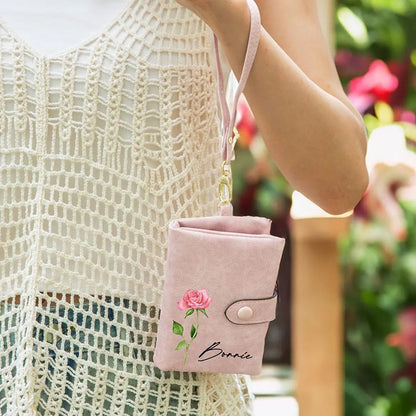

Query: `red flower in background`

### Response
(390, 360, 416, 385)
(347, 59, 399, 113)
(387, 307, 416, 385)
(348, 59, 399, 101)
(236, 94, 257, 147)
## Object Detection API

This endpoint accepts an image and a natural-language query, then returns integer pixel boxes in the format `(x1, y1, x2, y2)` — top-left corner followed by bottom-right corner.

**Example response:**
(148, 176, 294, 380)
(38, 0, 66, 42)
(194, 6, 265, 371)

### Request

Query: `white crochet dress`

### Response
(0, 0, 255, 414)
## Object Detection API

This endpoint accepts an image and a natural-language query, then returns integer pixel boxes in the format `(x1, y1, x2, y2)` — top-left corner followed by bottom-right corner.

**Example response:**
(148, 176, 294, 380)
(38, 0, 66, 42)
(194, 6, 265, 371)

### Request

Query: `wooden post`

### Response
(290, 191, 352, 416)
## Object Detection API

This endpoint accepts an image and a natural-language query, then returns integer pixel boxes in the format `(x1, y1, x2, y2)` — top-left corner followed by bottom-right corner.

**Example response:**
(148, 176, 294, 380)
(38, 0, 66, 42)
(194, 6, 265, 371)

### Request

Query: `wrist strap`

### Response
(212, 0, 261, 214)
(212, 0, 261, 165)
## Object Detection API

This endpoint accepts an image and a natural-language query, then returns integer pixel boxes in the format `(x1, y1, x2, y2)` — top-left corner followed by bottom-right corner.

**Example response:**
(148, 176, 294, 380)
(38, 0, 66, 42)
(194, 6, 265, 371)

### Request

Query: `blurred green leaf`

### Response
(337, 7, 370, 47)
(374, 101, 395, 124)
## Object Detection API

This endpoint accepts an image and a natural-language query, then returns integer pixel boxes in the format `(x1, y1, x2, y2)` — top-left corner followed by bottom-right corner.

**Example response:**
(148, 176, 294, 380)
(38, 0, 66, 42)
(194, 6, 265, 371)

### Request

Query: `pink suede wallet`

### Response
(153, 216, 285, 375)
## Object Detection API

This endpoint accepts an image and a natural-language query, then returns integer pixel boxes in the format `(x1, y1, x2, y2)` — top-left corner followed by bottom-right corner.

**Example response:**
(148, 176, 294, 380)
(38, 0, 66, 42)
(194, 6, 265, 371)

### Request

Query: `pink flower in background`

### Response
(393, 107, 416, 124)
(347, 59, 399, 113)
(177, 289, 212, 310)
(348, 59, 399, 101)
(346, 92, 375, 114)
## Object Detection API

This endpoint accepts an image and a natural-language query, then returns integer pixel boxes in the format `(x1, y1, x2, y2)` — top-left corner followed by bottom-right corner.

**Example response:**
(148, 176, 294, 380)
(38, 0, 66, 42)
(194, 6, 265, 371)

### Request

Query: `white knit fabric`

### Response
(0, 0, 254, 415)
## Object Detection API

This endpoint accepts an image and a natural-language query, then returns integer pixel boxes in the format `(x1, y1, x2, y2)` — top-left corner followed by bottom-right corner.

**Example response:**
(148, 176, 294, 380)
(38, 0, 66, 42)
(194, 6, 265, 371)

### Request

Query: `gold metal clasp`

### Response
(228, 126, 240, 145)
(218, 126, 238, 207)
(218, 160, 232, 206)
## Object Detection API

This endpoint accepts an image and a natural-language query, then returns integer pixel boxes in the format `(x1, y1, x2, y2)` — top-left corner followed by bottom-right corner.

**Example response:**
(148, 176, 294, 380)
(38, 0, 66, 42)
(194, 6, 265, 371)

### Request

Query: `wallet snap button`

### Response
(237, 306, 253, 320)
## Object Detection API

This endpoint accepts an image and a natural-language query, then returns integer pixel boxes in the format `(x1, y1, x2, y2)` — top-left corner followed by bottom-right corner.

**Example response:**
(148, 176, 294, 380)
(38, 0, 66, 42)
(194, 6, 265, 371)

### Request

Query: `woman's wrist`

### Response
(207, 0, 252, 82)
(208, 0, 251, 44)
(174, 0, 251, 43)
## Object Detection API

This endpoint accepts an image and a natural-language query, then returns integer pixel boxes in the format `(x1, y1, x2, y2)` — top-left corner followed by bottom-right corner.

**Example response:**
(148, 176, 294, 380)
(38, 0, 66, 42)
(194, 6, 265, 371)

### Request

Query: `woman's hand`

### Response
(173, 0, 248, 34)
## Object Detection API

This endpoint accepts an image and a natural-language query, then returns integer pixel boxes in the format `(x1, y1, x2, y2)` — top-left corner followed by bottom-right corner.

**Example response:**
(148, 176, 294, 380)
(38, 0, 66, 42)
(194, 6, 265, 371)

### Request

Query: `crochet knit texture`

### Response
(0, 0, 255, 414)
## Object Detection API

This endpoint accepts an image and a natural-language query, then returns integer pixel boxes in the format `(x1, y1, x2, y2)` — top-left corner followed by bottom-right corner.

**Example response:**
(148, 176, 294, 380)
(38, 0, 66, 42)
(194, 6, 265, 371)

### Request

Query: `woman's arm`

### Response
(177, 0, 369, 215)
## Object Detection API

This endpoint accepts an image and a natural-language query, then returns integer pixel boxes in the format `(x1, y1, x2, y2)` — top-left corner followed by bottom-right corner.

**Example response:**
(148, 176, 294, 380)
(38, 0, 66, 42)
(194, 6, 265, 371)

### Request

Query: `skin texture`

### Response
(174, 0, 369, 215)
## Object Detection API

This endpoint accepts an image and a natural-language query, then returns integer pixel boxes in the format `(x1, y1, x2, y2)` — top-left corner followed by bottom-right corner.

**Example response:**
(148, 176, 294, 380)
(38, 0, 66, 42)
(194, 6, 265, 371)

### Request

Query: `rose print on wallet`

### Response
(172, 289, 212, 365)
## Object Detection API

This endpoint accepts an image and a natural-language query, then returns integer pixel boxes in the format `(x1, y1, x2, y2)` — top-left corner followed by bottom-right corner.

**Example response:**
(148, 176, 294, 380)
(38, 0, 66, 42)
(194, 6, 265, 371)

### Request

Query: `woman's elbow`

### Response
(322, 122, 369, 216)
(322, 167, 369, 215)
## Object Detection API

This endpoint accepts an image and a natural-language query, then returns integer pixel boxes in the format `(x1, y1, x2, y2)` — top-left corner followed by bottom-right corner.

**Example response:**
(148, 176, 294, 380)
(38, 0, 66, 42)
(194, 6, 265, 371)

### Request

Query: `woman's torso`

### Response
(0, 1, 254, 415)
(0, 0, 233, 299)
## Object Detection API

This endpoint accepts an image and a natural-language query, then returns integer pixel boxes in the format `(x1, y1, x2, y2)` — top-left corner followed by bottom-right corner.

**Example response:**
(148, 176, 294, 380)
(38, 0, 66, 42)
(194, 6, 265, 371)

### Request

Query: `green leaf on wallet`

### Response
(175, 340, 186, 350)
(172, 320, 183, 336)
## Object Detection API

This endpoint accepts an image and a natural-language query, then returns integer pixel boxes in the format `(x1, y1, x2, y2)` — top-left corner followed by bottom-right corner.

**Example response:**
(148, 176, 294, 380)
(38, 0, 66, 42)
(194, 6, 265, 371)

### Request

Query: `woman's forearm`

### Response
(210, 1, 369, 215)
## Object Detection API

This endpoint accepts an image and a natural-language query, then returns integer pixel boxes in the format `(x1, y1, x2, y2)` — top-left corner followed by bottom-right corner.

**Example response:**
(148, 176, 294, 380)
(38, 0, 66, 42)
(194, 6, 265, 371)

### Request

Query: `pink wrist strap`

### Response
(212, 0, 261, 165)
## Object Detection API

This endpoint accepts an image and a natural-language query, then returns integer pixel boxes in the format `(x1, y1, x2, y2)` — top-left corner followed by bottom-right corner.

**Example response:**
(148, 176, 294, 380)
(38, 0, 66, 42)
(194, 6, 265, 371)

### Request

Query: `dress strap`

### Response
(212, 0, 261, 165)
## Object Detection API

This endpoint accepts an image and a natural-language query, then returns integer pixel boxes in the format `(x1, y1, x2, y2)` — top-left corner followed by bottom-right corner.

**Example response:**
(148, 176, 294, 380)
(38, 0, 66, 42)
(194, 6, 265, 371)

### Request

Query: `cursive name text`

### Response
(198, 341, 253, 362)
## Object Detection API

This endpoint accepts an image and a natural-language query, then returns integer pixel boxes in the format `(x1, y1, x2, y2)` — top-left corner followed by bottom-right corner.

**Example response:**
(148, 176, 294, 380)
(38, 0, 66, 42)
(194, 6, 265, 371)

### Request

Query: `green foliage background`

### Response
(336, 0, 416, 112)
(339, 202, 416, 415)
(335, 0, 416, 414)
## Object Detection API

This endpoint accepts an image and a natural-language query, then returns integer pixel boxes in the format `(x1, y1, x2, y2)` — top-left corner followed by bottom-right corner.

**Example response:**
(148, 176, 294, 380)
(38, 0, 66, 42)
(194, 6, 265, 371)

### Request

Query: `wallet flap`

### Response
(171, 215, 273, 235)
(224, 293, 278, 325)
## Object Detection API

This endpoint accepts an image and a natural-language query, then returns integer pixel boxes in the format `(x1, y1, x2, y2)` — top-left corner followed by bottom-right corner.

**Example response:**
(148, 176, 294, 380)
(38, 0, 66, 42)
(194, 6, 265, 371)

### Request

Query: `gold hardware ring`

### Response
(218, 161, 232, 206)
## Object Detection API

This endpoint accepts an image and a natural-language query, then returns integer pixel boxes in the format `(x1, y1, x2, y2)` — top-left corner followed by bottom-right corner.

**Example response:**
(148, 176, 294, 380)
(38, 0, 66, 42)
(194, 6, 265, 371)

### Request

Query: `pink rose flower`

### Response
(177, 289, 212, 310)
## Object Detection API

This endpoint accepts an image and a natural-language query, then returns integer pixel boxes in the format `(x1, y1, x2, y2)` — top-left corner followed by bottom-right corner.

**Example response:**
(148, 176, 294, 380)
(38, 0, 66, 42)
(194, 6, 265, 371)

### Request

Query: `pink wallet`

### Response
(153, 0, 286, 376)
